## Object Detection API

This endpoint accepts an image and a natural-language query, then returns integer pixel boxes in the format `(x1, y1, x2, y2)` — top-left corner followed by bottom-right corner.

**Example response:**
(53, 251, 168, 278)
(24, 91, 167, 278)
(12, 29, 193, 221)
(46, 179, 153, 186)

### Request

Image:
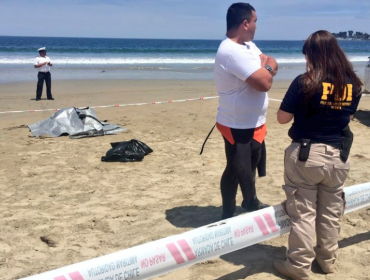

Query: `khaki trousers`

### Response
(281, 143, 349, 279)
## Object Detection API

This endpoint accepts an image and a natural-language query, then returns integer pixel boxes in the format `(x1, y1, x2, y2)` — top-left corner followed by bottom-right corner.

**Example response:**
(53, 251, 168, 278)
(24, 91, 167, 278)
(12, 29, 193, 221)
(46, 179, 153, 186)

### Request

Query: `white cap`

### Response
(38, 47, 46, 52)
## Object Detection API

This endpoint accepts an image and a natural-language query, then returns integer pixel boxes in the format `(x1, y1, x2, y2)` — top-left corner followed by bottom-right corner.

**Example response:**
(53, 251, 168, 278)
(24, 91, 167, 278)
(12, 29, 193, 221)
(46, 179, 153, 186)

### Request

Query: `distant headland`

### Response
(332, 31, 369, 40)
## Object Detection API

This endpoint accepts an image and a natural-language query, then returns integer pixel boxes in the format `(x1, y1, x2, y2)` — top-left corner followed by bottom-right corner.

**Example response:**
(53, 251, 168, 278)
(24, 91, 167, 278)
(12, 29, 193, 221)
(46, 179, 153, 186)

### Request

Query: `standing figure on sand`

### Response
(274, 30, 363, 280)
(34, 47, 54, 101)
(214, 2, 278, 220)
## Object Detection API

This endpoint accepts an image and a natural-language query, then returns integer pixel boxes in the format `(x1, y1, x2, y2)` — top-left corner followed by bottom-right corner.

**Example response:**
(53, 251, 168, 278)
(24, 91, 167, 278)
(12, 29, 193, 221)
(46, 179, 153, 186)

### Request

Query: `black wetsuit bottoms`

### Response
(221, 128, 262, 217)
(36, 71, 52, 100)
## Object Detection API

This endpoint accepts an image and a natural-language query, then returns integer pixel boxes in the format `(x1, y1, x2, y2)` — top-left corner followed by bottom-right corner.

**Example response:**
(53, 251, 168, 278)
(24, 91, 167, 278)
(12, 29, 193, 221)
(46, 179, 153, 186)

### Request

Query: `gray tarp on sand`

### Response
(28, 107, 126, 138)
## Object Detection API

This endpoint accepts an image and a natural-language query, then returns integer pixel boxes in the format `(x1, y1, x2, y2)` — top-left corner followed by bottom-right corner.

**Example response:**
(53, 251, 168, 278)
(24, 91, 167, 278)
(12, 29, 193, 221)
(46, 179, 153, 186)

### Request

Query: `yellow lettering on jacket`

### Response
(321, 82, 352, 102)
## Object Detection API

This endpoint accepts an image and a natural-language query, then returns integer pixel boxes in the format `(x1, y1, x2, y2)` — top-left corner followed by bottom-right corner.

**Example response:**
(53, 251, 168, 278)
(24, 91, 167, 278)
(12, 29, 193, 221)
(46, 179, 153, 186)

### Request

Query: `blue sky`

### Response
(0, 0, 369, 40)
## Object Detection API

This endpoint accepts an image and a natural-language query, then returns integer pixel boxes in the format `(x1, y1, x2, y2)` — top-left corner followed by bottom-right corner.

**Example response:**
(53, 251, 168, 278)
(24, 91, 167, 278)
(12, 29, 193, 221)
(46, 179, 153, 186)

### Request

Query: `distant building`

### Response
(332, 30, 369, 40)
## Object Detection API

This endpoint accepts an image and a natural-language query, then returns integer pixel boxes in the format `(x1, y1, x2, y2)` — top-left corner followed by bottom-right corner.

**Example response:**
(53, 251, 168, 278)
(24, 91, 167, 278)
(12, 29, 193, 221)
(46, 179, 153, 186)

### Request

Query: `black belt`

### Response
(292, 140, 340, 150)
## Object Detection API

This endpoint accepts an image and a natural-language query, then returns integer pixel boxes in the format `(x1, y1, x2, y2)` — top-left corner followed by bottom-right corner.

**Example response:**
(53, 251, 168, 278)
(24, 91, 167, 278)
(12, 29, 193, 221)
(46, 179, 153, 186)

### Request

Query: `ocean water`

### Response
(0, 36, 369, 84)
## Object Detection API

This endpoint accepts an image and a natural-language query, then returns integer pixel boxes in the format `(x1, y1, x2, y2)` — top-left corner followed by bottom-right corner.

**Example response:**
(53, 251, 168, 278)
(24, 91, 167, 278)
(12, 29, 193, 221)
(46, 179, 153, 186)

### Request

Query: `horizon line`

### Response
(0, 34, 306, 41)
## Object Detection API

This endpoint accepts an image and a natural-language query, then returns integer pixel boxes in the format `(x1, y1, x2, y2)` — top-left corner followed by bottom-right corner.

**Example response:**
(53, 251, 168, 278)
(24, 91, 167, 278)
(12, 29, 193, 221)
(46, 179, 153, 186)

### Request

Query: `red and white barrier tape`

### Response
(0, 96, 282, 115)
(20, 182, 370, 280)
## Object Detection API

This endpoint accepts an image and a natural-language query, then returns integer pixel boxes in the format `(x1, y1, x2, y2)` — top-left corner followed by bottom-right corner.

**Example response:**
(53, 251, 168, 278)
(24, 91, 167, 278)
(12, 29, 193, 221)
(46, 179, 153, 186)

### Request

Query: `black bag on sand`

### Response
(101, 139, 153, 162)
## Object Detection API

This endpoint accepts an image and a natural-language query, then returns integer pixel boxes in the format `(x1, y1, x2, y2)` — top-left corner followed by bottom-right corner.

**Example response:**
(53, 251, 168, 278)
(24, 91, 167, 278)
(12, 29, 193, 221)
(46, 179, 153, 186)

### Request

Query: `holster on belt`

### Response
(340, 125, 353, 162)
(298, 139, 311, 161)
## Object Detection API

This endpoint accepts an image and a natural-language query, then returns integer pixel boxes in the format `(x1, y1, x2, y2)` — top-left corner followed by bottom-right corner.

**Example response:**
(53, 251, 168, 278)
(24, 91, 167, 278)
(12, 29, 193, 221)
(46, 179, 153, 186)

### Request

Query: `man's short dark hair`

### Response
(227, 3, 255, 31)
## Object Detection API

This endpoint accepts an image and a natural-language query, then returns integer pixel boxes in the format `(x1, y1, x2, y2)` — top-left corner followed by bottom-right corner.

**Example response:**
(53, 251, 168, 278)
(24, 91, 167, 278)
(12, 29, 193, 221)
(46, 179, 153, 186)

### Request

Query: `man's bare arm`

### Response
(246, 55, 278, 92)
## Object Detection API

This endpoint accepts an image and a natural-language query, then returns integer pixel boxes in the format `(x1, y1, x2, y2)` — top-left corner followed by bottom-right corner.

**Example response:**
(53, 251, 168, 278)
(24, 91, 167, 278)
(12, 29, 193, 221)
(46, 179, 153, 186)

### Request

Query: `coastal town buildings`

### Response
(332, 31, 369, 40)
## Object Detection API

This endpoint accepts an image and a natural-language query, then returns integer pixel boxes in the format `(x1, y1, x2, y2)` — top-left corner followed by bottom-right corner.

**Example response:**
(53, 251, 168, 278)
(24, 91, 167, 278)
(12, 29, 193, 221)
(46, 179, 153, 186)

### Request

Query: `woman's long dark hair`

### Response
(301, 30, 363, 103)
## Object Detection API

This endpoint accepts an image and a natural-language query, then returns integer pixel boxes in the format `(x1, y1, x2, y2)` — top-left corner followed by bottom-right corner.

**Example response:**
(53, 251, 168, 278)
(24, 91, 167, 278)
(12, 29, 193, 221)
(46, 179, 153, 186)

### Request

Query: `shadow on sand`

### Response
(354, 109, 370, 128)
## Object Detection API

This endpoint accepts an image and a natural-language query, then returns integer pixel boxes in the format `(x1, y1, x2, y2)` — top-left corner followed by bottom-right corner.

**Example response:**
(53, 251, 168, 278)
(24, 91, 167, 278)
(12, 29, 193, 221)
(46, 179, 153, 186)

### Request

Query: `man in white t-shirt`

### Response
(214, 3, 278, 219)
(34, 47, 54, 101)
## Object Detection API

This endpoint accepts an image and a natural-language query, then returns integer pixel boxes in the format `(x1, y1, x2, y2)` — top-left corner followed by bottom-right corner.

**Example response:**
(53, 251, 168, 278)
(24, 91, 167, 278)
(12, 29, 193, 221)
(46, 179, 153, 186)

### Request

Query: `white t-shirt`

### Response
(214, 38, 268, 129)
(34, 56, 51, 72)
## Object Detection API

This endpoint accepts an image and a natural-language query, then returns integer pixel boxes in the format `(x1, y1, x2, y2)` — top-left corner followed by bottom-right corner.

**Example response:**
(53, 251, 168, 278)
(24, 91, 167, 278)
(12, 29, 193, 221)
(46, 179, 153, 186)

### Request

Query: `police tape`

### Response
(0, 96, 282, 115)
(20, 182, 370, 280)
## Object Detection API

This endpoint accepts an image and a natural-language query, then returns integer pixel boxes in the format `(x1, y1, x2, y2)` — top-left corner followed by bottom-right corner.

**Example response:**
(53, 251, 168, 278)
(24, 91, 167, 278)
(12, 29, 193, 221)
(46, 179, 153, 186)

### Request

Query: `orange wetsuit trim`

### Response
(216, 122, 235, 144)
(253, 123, 266, 144)
(216, 122, 266, 144)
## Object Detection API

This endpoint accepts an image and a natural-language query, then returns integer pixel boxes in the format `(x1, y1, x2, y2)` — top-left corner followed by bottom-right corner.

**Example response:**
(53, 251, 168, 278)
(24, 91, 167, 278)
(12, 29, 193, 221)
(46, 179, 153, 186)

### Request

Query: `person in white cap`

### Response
(34, 47, 54, 101)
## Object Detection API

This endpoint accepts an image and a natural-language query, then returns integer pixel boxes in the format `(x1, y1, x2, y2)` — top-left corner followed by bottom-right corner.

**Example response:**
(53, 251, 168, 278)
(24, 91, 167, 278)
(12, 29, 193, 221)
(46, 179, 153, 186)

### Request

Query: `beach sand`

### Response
(0, 79, 369, 280)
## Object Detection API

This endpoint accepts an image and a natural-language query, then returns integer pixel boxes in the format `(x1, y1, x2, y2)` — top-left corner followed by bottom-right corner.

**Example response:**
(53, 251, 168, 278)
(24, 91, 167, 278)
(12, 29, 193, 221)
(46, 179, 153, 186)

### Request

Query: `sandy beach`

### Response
(0, 79, 369, 280)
